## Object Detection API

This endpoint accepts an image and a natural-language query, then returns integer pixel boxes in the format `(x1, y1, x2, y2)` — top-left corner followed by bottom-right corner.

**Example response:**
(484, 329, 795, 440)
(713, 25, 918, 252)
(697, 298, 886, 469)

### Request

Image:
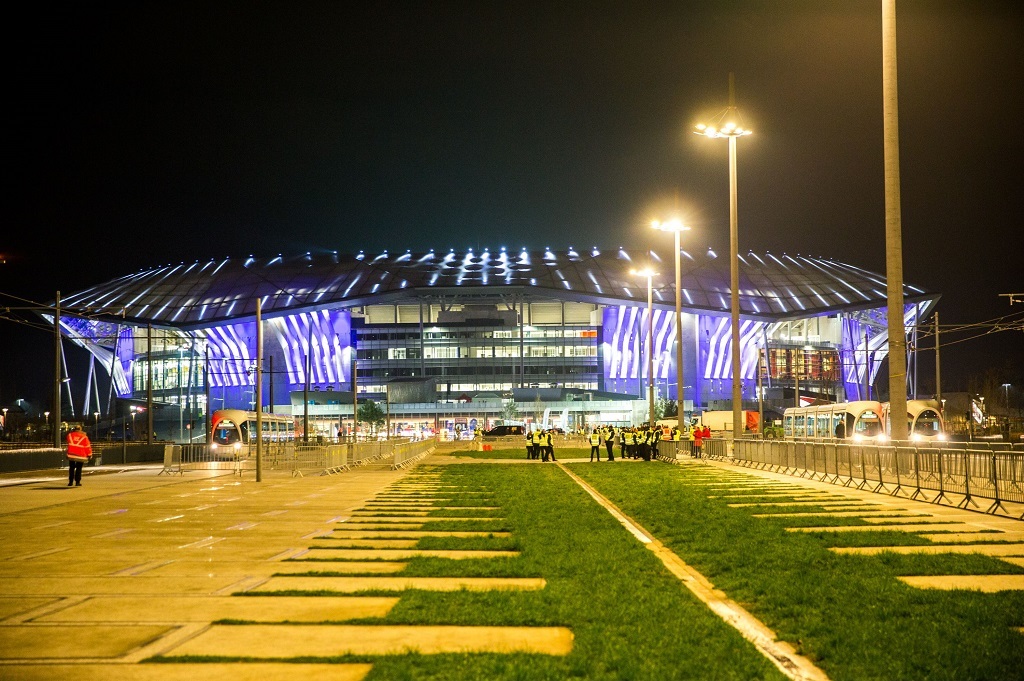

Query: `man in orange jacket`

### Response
(66, 425, 93, 487)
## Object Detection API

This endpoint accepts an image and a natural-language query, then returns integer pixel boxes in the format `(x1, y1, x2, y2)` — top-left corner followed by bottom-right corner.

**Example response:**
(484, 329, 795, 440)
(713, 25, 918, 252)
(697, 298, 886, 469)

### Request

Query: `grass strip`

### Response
(573, 462, 1024, 681)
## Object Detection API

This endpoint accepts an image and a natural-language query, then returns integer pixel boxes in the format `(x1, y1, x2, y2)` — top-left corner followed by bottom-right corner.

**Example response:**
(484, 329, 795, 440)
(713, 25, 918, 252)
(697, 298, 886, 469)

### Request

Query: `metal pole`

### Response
(53, 291, 62, 449)
(794, 349, 800, 408)
(882, 0, 908, 440)
(146, 325, 153, 444)
(255, 298, 263, 482)
(934, 312, 941, 404)
(757, 350, 764, 438)
(674, 229, 684, 423)
(864, 330, 870, 400)
(304, 319, 310, 444)
(729, 131, 742, 441)
(647, 273, 655, 428)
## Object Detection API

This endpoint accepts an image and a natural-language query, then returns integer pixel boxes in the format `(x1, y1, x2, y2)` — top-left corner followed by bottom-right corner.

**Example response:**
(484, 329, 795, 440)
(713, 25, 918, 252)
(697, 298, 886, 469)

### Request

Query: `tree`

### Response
(501, 398, 520, 423)
(357, 400, 386, 436)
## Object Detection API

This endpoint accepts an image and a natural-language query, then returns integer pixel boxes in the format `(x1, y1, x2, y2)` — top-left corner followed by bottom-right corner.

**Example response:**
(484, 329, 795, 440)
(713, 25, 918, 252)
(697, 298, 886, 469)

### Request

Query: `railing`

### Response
(732, 439, 1024, 517)
(392, 439, 435, 469)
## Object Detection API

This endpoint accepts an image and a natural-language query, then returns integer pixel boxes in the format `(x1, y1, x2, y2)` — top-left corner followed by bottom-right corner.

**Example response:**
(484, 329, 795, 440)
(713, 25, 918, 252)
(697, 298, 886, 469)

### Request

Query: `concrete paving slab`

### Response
(1, 576, 250, 595)
(898, 575, 1024, 592)
(751, 510, 923, 518)
(831, 544, 1024, 557)
(728, 500, 881, 508)
(340, 516, 503, 523)
(786, 523, 988, 533)
(0, 624, 172, 658)
(252, 576, 546, 593)
(166, 624, 573, 657)
(352, 510, 432, 516)
(1000, 557, 1024, 567)
(0, 562, 138, 577)
(0, 597, 57, 620)
(324, 539, 420, 548)
(919, 532, 1024, 543)
(36, 595, 399, 622)
(330, 530, 510, 538)
(0, 662, 374, 681)
(298, 548, 519, 560)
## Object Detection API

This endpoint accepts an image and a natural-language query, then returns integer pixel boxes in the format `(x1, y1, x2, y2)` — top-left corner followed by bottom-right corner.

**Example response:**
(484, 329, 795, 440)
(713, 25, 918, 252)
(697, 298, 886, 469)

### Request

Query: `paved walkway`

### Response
(1, 453, 1021, 680)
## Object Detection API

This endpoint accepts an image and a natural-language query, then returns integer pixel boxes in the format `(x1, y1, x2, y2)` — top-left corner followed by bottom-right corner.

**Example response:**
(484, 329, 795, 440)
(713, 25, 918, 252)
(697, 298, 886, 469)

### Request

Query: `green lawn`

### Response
(573, 462, 1024, 681)
(179, 463, 790, 680)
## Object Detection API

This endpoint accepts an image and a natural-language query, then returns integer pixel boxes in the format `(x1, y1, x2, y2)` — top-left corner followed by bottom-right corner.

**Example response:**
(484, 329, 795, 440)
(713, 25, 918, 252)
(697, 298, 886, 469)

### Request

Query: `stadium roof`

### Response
(60, 247, 937, 330)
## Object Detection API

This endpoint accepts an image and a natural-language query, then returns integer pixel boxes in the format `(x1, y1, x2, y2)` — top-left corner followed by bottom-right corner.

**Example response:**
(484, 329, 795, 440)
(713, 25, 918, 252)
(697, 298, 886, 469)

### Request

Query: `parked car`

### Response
(483, 425, 526, 437)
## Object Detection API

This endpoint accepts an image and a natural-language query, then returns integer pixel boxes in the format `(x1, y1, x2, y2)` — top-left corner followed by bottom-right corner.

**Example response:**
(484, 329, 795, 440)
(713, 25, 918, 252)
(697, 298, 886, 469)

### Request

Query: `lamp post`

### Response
(631, 267, 658, 428)
(130, 406, 138, 440)
(696, 73, 751, 442)
(652, 219, 691, 425)
(1002, 383, 1011, 410)
(44, 411, 50, 442)
(1, 407, 7, 440)
(93, 411, 100, 440)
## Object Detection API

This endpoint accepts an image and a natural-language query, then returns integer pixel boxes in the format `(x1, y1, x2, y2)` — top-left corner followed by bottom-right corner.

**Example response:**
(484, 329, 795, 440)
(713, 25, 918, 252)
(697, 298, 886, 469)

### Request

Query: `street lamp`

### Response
(130, 405, 138, 440)
(44, 411, 50, 441)
(696, 73, 751, 442)
(631, 267, 658, 428)
(652, 218, 691, 425)
(1002, 383, 1011, 410)
(93, 411, 100, 440)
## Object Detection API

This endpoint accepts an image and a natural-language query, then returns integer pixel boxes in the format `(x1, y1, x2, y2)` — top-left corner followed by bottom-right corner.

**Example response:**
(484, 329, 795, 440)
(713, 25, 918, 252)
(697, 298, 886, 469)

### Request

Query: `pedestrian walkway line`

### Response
(898, 575, 1024, 592)
(556, 463, 830, 681)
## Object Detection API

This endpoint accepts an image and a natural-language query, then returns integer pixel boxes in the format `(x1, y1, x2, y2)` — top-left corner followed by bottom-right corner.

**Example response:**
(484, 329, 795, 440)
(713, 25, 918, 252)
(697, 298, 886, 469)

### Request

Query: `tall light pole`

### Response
(1002, 383, 1011, 411)
(631, 268, 658, 428)
(696, 73, 751, 442)
(652, 219, 691, 425)
(882, 0, 908, 441)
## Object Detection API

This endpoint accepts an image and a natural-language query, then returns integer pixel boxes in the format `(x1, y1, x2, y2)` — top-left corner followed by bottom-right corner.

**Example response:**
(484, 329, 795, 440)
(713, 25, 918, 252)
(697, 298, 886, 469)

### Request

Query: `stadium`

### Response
(50, 246, 939, 439)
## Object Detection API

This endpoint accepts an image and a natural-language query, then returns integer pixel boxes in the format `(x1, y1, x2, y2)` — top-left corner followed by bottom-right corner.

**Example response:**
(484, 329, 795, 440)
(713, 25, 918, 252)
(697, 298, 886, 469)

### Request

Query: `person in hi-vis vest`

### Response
(66, 425, 93, 487)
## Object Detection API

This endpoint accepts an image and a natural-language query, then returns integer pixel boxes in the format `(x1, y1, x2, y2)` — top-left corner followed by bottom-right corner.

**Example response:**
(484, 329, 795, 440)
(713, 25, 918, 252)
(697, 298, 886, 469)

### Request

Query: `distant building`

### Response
(50, 247, 938, 438)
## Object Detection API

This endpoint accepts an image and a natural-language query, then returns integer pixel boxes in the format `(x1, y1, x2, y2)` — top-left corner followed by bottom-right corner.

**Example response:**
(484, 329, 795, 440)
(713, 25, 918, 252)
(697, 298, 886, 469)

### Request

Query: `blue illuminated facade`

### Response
(51, 247, 939, 432)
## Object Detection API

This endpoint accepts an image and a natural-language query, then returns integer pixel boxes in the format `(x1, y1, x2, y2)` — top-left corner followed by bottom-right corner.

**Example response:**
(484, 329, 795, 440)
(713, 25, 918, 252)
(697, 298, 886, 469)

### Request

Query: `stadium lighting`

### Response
(652, 218, 691, 422)
(695, 73, 751, 442)
(630, 267, 658, 428)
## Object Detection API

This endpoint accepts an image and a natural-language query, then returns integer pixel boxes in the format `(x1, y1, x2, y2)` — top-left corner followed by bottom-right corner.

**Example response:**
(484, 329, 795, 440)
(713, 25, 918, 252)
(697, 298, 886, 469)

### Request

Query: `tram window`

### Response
(806, 414, 815, 438)
(795, 415, 805, 437)
(855, 411, 881, 437)
(784, 415, 793, 437)
(913, 410, 942, 435)
(832, 412, 844, 437)
(817, 412, 831, 438)
(213, 419, 241, 445)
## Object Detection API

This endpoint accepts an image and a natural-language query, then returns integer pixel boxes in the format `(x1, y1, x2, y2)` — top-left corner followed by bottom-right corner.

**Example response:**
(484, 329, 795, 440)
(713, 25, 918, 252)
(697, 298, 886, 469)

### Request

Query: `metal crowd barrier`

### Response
(732, 439, 1024, 517)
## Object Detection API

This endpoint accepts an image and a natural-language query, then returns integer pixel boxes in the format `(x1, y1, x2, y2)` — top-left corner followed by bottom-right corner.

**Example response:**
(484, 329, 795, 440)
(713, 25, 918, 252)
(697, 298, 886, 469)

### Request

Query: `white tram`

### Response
(783, 399, 945, 442)
(209, 409, 297, 454)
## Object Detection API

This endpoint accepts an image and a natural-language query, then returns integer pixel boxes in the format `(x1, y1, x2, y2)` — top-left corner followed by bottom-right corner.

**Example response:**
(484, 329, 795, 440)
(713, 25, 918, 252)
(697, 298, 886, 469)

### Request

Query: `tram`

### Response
(209, 409, 297, 454)
(783, 401, 884, 442)
(783, 398, 945, 442)
(883, 399, 946, 442)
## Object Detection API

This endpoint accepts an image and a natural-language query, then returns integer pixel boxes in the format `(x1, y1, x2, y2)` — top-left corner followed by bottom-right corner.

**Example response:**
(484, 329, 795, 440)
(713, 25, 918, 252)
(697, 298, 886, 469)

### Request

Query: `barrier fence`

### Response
(731, 439, 1024, 518)
(160, 438, 436, 477)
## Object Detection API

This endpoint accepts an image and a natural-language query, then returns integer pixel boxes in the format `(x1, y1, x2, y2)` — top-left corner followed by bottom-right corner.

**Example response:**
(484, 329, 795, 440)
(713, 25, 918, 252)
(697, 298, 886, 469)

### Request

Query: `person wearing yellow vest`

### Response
(66, 425, 93, 487)
(604, 426, 616, 461)
(541, 429, 557, 462)
(530, 429, 543, 460)
(589, 428, 602, 462)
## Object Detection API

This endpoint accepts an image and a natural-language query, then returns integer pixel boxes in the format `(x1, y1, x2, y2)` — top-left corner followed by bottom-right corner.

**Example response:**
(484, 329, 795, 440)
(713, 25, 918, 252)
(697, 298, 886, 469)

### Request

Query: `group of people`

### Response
(522, 421, 715, 463)
(524, 428, 559, 461)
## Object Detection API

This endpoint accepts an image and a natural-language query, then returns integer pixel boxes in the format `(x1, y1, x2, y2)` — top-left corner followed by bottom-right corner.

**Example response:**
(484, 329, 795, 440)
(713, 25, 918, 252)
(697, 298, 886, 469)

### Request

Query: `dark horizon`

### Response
(3, 1, 1022, 412)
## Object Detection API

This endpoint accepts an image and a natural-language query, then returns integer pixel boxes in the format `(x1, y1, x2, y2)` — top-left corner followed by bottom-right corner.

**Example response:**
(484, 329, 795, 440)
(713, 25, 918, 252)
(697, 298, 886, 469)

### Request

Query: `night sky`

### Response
(3, 1, 1021, 411)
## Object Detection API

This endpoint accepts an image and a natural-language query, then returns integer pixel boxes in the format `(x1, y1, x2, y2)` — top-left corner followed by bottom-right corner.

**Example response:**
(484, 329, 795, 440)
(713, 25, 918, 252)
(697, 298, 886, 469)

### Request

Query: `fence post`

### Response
(984, 452, 1006, 515)
(842, 447, 856, 487)
(956, 451, 980, 509)
(872, 447, 889, 494)
(909, 448, 927, 501)
(857, 446, 869, 490)
(890, 446, 905, 497)
(933, 449, 950, 505)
